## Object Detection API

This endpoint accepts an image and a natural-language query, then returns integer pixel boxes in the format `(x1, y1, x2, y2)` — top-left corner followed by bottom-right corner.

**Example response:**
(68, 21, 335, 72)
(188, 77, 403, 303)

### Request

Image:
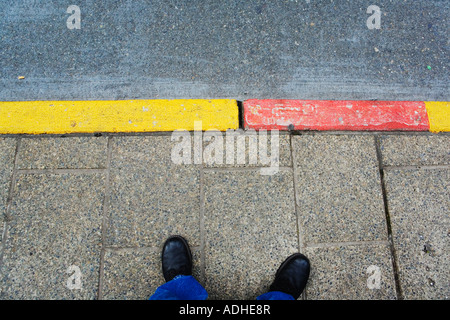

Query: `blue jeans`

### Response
(149, 275, 294, 300)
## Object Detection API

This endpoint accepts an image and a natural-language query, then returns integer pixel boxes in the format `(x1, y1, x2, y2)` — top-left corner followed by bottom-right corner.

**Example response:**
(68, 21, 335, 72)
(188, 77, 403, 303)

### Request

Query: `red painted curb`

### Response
(243, 100, 430, 131)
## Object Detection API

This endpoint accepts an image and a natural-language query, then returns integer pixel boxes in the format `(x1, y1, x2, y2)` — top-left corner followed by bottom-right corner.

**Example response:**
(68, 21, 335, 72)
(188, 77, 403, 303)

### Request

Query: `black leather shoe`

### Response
(161, 235, 193, 282)
(269, 253, 310, 299)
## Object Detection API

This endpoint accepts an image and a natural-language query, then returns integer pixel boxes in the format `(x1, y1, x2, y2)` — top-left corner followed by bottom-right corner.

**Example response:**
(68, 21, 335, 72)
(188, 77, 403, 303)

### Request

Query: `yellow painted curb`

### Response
(425, 101, 450, 133)
(0, 99, 239, 134)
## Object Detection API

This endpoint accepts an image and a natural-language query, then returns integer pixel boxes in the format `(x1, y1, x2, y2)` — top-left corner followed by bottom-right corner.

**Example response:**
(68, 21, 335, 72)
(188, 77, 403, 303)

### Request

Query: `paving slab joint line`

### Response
(289, 136, 304, 255)
(202, 166, 292, 172)
(289, 134, 308, 301)
(97, 136, 112, 300)
(3, 138, 21, 222)
(15, 168, 107, 175)
(383, 165, 450, 170)
(199, 165, 206, 284)
(288, 131, 450, 136)
(305, 240, 391, 249)
(103, 246, 202, 253)
(374, 136, 404, 300)
(0, 138, 21, 269)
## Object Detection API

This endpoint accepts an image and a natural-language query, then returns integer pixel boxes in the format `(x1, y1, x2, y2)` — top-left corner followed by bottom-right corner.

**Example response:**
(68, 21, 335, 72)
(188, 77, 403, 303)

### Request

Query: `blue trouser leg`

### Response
(149, 275, 208, 300)
(149, 275, 294, 300)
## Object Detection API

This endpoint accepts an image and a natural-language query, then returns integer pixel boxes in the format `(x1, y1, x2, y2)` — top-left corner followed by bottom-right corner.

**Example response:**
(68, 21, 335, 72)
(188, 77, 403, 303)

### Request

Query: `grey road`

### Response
(0, 0, 448, 101)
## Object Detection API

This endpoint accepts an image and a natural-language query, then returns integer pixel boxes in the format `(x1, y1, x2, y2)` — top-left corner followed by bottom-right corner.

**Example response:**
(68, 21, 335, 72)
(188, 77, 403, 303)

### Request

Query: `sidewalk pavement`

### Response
(0, 132, 448, 300)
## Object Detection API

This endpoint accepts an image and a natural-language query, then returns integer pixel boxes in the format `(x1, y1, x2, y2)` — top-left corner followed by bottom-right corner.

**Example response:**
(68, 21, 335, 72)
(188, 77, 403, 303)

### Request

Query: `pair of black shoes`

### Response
(162, 235, 310, 300)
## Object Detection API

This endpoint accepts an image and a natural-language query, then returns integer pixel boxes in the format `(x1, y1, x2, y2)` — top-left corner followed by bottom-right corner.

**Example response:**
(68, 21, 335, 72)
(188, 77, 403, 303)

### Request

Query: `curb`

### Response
(244, 100, 449, 133)
(0, 99, 239, 134)
(0, 99, 448, 134)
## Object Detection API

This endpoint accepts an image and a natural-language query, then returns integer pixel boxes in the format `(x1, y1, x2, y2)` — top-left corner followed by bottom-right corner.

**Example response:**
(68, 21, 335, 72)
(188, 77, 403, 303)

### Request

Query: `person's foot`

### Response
(269, 253, 310, 299)
(161, 235, 193, 282)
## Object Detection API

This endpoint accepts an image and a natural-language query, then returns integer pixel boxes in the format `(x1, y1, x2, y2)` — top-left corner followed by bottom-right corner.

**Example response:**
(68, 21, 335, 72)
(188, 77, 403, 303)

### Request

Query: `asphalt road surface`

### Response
(0, 0, 448, 101)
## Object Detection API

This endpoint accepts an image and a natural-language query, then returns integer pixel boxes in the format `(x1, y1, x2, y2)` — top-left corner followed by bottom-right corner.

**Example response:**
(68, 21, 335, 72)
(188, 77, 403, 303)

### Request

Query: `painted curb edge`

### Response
(0, 99, 448, 134)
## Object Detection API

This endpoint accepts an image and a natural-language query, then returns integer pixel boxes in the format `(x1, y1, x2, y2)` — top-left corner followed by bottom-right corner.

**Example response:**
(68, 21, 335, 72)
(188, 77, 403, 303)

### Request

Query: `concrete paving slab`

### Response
(202, 132, 291, 168)
(305, 244, 396, 300)
(0, 138, 16, 221)
(17, 137, 108, 169)
(101, 248, 202, 300)
(293, 135, 387, 244)
(102, 249, 160, 300)
(203, 169, 298, 300)
(106, 136, 201, 247)
(0, 173, 105, 299)
(379, 135, 450, 166)
(385, 168, 449, 299)
(0, 133, 448, 300)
